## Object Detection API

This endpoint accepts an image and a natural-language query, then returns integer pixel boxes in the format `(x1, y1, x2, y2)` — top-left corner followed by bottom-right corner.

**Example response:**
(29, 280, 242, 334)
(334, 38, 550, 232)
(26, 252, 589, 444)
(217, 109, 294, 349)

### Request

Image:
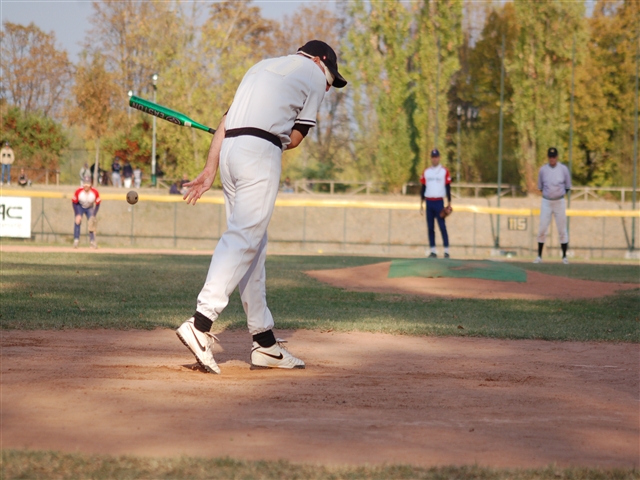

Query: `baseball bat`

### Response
(128, 95, 215, 135)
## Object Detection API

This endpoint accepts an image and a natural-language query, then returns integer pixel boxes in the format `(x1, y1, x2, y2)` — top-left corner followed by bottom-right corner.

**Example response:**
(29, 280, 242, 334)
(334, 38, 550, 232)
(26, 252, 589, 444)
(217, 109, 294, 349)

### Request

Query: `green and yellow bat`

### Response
(128, 95, 215, 135)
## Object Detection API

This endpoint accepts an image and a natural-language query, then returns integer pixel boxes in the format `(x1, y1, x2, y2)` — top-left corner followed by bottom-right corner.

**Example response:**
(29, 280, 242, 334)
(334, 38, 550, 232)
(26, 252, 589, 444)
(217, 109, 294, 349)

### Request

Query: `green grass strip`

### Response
(1, 253, 638, 342)
(389, 258, 527, 282)
(2, 450, 638, 480)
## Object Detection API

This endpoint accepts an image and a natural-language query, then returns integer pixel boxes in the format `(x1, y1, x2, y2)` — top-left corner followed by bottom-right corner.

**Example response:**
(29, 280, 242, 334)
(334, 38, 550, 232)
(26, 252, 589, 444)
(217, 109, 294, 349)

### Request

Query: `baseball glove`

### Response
(88, 216, 97, 233)
(439, 205, 453, 219)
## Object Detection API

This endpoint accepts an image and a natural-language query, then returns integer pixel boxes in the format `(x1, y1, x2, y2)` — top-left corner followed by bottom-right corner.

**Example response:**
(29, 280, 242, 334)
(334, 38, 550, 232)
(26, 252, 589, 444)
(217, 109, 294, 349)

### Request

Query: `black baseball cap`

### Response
(547, 147, 558, 158)
(297, 40, 347, 89)
(431, 149, 440, 157)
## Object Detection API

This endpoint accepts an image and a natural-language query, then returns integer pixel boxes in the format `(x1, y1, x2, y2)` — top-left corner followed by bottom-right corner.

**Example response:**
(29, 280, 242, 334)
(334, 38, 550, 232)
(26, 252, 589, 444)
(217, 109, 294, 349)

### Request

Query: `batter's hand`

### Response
(183, 169, 216, 205)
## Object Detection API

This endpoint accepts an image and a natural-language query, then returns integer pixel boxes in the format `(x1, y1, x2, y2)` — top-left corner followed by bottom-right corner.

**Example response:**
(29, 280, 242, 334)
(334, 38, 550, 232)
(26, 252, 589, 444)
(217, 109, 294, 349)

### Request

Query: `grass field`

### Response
(2, 450, 639, 480)
(1, 252, 639, 479)
(1, 253, 638, 342)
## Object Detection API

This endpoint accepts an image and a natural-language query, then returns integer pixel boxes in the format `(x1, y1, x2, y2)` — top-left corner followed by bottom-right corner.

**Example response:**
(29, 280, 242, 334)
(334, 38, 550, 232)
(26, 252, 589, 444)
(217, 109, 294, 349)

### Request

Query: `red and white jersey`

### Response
(420, 164, 451, 199)
(72, 187, 101, 209)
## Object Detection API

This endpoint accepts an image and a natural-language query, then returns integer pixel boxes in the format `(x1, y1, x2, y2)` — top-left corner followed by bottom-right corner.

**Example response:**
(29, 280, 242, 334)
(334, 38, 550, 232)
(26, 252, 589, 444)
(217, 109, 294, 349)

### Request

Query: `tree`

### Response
(68, 53, 121, 184)
(412, 0, 463, 175)
(155, 0, 283, 180)
(450, 3, 520, 185)
(85, 0, 180, 100)
(509, 1, 586, 191)
(0, 22, 73, 119)
(281, 5, 350, 181)
(573, 0, 640, 187)
(0, 102, 68, 170)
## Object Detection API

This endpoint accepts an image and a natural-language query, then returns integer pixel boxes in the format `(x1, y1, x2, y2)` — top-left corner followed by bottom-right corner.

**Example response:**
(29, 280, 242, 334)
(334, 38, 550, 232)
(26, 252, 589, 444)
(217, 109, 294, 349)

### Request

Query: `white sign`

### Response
(0, 196, 31, 238)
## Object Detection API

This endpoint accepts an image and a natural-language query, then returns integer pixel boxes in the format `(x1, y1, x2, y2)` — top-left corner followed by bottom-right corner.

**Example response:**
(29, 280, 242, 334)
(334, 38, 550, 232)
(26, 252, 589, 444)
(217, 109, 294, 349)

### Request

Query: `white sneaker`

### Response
(251, 339, 305, 370)
(176, 318, 221, 374)
(562, 257, 569, 265)
(90, 241, 97, 249)
(73, 239, 79, 249)
(533, 256, 542, 264)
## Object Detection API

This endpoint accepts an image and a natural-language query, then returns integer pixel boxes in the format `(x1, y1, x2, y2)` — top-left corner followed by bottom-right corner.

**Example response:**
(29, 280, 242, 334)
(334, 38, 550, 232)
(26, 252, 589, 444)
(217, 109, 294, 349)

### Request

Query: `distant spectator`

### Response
(17, 168, 30, 187)
(1, 142, 15, 186)
(179, 173, 190, 195)
(111, 157, 122, 188)
(100, 169, 110, 186)
(79, 162, 91, 186)
(281, 176, 294, 193)
(169, 182, 181, 195)
(133, 165, 142, 188)
(122, 160, 133, 189)
(89, 162, 106, 184)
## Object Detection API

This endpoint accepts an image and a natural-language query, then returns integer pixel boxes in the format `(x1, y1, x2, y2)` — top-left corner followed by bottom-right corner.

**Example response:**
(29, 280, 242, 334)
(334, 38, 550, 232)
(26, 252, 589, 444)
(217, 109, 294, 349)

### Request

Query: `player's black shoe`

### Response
(444, 253, 450, 258)
(429, 252, 437, 258)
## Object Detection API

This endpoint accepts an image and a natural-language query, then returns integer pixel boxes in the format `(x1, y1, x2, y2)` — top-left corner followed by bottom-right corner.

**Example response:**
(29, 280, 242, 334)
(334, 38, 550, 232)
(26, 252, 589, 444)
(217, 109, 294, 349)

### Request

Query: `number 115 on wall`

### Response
(507, 217, 527, 231)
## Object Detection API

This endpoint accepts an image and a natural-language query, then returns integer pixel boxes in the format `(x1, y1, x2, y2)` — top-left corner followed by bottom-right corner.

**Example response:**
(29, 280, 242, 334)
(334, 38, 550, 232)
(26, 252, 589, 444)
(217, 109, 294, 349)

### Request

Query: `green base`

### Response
(389, 258, 527, 283)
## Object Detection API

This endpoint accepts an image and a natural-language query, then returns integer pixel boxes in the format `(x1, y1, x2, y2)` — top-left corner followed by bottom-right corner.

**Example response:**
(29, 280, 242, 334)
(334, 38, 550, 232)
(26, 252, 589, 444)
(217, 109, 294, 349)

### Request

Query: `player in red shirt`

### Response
(72, 177, 101, 248)
(419, 149, 452, 258)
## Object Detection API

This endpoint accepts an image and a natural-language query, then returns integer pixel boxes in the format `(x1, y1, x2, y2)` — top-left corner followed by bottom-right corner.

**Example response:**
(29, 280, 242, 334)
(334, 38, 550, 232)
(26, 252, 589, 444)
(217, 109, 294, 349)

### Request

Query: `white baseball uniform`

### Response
(196, 54, 326, 335)
(536, 162, 571, 244)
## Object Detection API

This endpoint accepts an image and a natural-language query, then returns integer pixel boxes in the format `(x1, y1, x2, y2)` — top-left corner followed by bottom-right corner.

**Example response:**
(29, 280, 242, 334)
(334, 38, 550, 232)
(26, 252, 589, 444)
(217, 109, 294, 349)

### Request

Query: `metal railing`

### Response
(292, 180, 380, 195)
(9, 166, 60, 186)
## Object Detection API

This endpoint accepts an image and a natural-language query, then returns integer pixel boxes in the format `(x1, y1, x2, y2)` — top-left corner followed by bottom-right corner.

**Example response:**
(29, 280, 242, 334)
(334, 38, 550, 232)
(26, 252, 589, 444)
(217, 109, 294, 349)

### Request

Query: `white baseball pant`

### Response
(537, 197, 568, 244)
(196, 136, 282, 335)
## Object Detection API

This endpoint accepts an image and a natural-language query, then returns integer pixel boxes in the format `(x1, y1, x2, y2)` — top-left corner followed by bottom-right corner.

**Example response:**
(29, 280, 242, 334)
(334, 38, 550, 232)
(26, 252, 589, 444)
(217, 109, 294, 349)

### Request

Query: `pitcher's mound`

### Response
(306, 261, 637, 300)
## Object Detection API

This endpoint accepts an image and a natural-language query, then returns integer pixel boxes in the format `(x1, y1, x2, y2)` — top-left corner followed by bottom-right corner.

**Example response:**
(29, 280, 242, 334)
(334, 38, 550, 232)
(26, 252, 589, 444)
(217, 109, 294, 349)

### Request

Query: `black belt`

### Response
(225, 128, 282, 149)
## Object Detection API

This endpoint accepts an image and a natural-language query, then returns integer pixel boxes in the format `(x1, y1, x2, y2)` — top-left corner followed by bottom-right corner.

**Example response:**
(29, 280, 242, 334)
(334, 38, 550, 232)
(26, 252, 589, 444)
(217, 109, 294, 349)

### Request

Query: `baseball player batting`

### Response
(534, 147, 571, 264)
(176, 40, 347, 374)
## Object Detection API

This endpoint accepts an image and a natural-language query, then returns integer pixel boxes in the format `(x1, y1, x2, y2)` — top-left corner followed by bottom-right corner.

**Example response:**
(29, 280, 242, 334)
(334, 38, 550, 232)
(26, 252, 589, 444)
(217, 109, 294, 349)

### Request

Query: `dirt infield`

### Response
(2, 329, 637, 468)
(306, 261, 639, 300)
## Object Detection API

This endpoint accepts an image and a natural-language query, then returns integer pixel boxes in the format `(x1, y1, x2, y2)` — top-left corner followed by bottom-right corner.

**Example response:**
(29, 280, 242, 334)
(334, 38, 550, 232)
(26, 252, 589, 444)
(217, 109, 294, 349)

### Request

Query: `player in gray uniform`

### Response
(176, 41, 347, 374)
(534, 147, 572, 264)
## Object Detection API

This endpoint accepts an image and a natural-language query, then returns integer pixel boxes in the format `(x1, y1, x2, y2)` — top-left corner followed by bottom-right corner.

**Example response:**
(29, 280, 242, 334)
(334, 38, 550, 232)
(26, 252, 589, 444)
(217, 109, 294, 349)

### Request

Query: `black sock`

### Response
(561, 243, 568, 258)
(538, 242, 544, 257)
(253, 329, 276, 348)
(193, 311, 213, 333)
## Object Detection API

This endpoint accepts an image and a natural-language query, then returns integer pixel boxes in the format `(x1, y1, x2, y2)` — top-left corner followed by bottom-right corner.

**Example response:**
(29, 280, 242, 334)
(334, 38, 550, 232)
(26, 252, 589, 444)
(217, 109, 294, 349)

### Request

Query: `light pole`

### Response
(434, 37, 441, 149)
(567, 34, 576, 237)
(456, 105, 463, 185)
(151, 73, 158, 187)
(495, 33, 506, 250)
(127, 90, 133, 119)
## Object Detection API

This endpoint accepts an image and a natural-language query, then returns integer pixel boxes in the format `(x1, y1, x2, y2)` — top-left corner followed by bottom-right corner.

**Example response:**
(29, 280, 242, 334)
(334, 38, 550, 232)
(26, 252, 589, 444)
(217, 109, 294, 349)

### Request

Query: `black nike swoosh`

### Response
(259, 351, 283, 360)
(189, 326, 207, 352)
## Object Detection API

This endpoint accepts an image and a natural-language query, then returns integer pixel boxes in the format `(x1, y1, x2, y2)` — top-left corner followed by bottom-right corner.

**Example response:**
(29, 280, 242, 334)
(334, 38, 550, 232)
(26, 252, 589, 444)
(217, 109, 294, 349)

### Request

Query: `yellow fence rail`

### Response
(2, 189, 639, 217)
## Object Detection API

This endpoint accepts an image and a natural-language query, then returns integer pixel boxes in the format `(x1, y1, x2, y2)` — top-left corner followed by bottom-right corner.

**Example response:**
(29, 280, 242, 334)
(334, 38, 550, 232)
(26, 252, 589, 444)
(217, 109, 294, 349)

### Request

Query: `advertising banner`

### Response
(0, 196, 31, 238)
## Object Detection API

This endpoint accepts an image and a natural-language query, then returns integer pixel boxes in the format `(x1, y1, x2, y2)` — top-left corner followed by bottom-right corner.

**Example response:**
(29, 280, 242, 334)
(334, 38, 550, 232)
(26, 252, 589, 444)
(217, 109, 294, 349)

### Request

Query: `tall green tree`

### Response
(371, 1, 414, 192)
(341, 0, 384, 182)
(573, 0, 639, 187)
(412, 0, 463, 175)
(509, 1, 586, 192)
(343, 0, 462, 191)
(450, 3, 519, 185)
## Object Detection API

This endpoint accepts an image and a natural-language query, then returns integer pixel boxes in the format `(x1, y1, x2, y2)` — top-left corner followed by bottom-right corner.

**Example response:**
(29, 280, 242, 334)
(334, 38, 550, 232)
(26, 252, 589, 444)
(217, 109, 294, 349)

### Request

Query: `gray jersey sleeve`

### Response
(537, 166, 544, 191)
(563, 164, 572, 192)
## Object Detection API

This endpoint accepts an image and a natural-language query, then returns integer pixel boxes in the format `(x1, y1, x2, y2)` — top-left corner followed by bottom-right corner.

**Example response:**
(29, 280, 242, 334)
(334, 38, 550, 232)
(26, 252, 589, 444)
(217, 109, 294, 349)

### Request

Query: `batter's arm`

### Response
(287, 130, 305, 150)
(183, 115, 226, 205)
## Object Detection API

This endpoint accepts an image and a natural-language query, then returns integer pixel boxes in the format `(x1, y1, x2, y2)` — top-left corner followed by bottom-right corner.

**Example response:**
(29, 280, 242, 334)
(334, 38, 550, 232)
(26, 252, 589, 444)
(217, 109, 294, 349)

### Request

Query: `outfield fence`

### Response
(2, 187, 639, 259)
